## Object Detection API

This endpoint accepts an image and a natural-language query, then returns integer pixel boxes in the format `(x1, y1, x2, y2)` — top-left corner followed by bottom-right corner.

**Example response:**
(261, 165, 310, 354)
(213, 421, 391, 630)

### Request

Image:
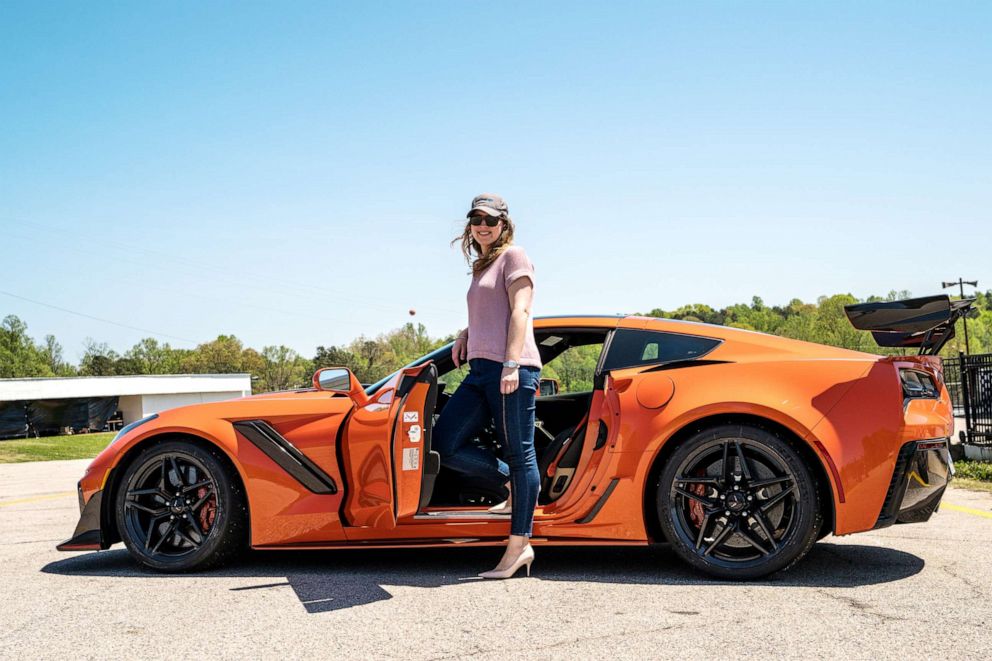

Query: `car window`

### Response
(439, 362, 469, 392)
(601, 329, 721, 372)
(541, 342, 604, 393)
(364, 343, 453, 395)
(367, 331, 611, 397)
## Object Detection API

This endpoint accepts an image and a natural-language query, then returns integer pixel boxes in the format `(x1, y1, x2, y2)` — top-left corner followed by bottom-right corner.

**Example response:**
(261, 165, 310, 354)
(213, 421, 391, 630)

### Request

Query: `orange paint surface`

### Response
(73, 314, 951, 550)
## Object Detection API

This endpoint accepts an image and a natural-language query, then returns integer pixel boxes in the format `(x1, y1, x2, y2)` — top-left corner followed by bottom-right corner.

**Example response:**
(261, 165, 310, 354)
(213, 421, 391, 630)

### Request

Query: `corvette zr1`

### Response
(58, 296, 965, 579)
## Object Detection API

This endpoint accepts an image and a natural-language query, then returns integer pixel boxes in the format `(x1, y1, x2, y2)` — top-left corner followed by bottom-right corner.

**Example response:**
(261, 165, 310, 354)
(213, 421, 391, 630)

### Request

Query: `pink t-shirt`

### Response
(466, 245, 543, 369)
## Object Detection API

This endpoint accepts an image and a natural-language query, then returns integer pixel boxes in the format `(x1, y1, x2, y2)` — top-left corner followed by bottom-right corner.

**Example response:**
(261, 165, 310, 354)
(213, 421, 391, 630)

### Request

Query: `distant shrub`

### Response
(955, 460, 992, 482)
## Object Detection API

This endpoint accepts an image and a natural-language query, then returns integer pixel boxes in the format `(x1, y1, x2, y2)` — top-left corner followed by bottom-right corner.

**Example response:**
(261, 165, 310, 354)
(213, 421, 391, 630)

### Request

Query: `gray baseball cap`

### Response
(467, 193, 508, 217)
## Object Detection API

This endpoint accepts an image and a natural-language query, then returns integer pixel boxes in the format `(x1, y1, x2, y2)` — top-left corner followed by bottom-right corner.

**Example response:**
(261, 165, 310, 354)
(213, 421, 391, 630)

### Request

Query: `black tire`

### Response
(114, 440, 248, 572)
(656, 425, 822, 580)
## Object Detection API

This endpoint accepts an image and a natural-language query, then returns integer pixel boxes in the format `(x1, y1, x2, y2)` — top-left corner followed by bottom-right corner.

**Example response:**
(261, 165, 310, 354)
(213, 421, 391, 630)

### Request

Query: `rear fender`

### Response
(617, 360, 877, 540)
(810, 360, 953, 535)
(639, 402, 843, 509)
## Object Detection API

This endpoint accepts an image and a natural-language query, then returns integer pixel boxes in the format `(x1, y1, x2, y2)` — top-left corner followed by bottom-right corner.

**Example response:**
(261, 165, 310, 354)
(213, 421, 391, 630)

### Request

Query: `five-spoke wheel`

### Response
(657, 425, 822, 579)
(115, 440, 247, 571)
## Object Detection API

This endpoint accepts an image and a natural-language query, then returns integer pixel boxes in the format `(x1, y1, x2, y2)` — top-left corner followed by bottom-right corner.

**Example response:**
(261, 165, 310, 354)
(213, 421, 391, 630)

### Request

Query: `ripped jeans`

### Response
(433, 358, 541, 537)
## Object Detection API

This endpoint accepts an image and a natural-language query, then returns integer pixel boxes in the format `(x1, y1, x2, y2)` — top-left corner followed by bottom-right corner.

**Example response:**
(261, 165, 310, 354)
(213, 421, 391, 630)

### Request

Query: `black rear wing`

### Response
(844, 295, 977, 355)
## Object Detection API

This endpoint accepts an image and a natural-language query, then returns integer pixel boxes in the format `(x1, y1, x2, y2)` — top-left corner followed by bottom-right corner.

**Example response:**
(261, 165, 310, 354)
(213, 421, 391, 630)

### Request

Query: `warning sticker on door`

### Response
(403, 411, 419, 423)
(407, 424, 421, 443)
(402, 447, 420, 471)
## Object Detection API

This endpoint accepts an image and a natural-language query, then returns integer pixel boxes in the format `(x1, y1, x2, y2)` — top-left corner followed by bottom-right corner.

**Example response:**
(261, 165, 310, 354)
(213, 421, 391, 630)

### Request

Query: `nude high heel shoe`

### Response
(478, 544, 534, 579)
(487, 483, 512, 514)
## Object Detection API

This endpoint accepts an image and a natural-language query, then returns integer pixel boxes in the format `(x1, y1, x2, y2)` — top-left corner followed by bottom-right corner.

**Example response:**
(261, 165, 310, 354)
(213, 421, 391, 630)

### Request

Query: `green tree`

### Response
(42, 334, 75, 376)
(314, 345, 361, 372)
(181, 335, 250, 373)
(79, 339, 121, 376)
(338, 323, 450, 385)
(542, 343, 602, 393)
(257, 345, 313, 392)
(123, 338, 187, 374)
(350, 338, 386, 383)
(0, 315, 52, 378)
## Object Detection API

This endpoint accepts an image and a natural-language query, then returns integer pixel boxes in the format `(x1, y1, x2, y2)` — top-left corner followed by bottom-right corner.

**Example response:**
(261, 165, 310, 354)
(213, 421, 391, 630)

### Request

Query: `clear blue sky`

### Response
(2, 1, 989, 362)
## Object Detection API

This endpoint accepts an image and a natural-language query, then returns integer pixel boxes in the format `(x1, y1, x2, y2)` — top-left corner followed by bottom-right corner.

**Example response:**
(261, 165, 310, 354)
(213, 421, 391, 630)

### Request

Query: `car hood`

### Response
(149, 388, 353, 424)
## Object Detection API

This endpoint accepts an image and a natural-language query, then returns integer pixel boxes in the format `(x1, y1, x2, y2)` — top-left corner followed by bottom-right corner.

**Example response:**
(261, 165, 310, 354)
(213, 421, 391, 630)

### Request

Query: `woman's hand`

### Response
(452, 334, 468, 367)
(500, 367, 519, 394)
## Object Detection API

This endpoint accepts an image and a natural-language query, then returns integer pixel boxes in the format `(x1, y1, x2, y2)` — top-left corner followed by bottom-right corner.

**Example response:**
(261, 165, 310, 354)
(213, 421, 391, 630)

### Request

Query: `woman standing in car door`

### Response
(434, 192, 543, 579)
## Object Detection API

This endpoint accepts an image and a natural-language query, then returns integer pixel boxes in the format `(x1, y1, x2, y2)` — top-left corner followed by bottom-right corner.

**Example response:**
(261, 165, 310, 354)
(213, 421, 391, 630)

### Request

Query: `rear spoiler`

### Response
(844, 295, 977, 355)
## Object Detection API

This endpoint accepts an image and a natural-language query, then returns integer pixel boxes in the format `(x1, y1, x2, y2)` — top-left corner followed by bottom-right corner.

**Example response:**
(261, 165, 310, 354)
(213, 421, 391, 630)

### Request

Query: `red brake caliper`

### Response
(197, 487, 217, 532)
(688, 471, 707, 527)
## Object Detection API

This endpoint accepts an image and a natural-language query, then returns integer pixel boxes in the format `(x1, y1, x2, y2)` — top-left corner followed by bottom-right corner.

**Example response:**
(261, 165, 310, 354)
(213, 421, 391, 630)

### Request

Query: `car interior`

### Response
(421, 328, 610, 509)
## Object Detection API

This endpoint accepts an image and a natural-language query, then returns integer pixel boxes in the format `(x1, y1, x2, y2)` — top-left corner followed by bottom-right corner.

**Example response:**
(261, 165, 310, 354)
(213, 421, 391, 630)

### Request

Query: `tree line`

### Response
(3, 290, 990, 392)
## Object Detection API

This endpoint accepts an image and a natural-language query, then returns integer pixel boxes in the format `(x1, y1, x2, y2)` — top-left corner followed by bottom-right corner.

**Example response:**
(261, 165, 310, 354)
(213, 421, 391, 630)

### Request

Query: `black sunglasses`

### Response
(469, 215, 502, 227)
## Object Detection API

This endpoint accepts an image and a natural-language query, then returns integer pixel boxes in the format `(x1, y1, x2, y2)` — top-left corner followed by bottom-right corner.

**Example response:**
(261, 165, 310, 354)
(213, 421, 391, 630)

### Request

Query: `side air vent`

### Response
(234, 420, 337, 494)
(873, 441, 918, 529)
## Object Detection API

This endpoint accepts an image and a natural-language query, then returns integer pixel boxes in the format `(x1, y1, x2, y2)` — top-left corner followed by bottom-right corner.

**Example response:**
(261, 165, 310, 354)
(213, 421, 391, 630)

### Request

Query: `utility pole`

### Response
(942, 278, 978, 354)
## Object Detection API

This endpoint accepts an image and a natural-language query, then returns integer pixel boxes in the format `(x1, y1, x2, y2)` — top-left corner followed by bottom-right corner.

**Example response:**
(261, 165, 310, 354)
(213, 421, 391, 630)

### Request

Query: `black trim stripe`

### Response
(234, 420, 337, 494)
(577, 478, 620, 524)
(640, 359, 731, 373)
(418, 365, 440, 510)
(335, 407, 355, 525)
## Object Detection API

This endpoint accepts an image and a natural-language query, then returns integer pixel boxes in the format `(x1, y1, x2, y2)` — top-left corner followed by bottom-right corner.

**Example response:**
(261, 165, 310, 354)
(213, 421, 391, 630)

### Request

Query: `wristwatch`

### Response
(502, 360, 520, 369)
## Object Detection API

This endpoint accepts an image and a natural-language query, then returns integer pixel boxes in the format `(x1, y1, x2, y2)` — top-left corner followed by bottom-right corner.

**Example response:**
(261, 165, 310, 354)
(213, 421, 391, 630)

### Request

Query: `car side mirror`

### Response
(313, 367, 369, 407)
(538, 378, 560, 397)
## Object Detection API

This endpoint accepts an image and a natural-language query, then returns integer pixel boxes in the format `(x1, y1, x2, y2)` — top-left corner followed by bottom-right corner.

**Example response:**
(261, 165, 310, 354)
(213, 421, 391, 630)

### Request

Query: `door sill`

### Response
(411, 508, 551, 521)
(412, 511, 513, 521)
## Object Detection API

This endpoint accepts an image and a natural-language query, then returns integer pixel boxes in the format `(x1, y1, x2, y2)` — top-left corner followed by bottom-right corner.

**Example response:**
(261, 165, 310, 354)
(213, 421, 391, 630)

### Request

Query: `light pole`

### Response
(942, 278, 978, 354)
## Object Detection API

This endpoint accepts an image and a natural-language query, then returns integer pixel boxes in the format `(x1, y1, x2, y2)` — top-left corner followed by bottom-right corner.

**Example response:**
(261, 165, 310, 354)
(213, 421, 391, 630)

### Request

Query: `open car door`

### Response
(342, 362, 439, 529)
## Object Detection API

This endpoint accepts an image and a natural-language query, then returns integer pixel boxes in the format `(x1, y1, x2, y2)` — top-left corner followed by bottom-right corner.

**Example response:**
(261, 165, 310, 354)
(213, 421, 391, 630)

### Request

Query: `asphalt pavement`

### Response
(1, 459, 991, 660)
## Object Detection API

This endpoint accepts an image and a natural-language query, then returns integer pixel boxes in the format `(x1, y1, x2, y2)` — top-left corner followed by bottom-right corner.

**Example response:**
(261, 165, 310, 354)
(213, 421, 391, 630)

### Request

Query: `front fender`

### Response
(77, 407, 348, 549)
(80, 417, 249, 507)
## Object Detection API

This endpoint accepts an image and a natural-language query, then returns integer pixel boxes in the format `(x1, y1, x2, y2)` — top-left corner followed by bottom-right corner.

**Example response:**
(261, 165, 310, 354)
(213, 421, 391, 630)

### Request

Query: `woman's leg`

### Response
(433, 368, 510, 494)
(478, 365, 541, 576)
(489, 366, 541, 538)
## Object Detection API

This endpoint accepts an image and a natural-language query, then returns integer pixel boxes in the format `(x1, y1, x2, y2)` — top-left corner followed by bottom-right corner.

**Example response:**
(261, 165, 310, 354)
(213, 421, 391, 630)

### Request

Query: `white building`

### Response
(0, 374, 252, 425)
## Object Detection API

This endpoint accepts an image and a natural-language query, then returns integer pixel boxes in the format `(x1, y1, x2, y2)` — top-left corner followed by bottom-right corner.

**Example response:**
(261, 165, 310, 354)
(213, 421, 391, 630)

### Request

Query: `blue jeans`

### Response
(433, 358, 541, 537)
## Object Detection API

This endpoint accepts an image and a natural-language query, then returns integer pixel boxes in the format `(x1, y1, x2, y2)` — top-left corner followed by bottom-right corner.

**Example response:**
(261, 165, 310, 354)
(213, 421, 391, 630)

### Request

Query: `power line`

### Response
(0, 289, 198, 344)
(3, 217, 464, 316)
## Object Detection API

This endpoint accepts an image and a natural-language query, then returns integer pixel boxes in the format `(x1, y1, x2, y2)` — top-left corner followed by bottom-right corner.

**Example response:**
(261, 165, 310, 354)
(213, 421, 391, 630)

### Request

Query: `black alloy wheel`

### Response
(115, 440, 247, 572)
(657, 425, 822, 580)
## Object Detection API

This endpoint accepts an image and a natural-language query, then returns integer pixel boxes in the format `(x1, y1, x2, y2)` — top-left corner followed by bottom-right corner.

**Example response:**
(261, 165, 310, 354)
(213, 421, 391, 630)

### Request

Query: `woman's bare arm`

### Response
(501, 276, 534, 393)
(452, 327, 468, 367)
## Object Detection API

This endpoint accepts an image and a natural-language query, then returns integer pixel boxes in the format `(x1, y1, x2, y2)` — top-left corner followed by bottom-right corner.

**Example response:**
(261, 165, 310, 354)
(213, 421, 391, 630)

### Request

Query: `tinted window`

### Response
(601, 329, 721, 371)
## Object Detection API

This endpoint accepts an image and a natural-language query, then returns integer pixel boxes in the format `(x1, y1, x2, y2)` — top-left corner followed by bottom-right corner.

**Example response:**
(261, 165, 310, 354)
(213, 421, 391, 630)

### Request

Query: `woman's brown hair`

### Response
(451, 214, 516, 276)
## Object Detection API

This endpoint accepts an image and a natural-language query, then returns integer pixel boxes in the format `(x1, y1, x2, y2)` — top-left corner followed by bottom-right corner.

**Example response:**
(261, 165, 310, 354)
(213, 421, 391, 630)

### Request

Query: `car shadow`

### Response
(41, 541, 924, 614)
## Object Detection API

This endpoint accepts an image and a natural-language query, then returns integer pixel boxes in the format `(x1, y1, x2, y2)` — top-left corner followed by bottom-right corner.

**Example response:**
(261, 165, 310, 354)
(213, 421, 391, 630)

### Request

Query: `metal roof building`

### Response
(0, 374, 252, 438)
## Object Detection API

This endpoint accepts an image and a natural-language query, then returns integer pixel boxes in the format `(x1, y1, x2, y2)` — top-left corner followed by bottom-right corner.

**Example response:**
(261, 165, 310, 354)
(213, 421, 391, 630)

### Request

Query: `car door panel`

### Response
(392, 364, 439, 518)
(341, 362, 438, 530)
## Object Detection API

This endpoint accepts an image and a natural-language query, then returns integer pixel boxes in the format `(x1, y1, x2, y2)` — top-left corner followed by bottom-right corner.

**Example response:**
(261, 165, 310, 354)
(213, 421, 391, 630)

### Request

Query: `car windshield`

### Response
(364, 342, 454, 395)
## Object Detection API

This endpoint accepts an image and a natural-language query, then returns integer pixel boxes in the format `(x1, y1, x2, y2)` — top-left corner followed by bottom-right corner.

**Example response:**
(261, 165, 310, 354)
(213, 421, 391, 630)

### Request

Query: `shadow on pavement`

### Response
(41, 542, 924, 614)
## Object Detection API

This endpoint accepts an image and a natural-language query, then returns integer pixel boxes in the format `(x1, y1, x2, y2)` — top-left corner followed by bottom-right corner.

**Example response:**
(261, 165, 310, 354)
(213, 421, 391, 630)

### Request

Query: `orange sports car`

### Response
(58, 296, 964, 579)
